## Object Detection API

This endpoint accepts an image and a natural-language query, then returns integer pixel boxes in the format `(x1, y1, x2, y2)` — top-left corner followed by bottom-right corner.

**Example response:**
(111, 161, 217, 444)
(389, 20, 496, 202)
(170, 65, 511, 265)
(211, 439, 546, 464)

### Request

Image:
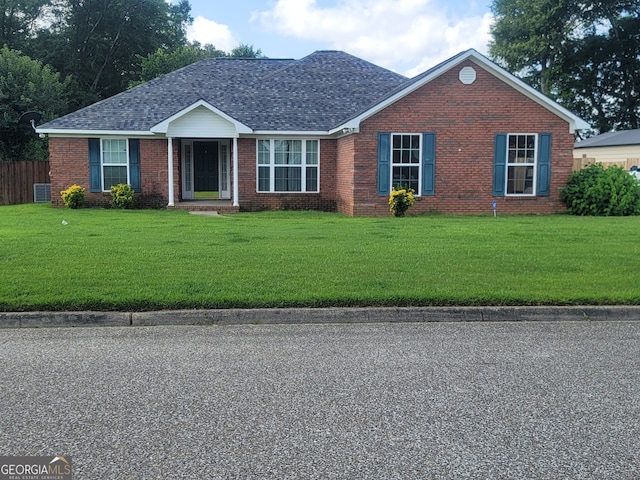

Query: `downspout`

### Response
(233, 137, 239, 207)
(167, 137, 175, 207)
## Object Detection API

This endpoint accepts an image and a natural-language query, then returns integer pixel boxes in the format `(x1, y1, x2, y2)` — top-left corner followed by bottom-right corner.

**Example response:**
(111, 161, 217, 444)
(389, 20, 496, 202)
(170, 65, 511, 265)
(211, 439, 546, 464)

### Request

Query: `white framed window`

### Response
(257, 139, 319, 193)
(391, 134, 421, 194)
(101, 138, 129, 191)
(506, 134, 537, 195)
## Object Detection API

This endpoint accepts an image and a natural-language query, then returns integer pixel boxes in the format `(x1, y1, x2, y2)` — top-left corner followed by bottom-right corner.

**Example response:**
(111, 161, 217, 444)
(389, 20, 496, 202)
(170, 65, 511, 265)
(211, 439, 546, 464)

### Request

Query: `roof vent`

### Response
(459, 66, 477, 85)
(33, 183, 51, 203)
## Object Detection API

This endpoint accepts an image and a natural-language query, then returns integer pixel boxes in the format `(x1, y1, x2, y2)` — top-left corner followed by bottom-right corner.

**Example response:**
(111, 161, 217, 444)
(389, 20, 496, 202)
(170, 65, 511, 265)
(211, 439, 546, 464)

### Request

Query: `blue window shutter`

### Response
(377, 132, 391, 196)
(129, 139, 141, 191)
(493, 134, 507, 196)
(537, 133, 552, 196)
(89, 138, 101, 192)
(422, 132, 435, 196)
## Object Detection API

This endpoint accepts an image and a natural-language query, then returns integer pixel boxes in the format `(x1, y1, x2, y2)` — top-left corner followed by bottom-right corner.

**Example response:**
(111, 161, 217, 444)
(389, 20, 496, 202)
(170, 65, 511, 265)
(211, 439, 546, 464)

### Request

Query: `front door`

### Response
(194, 141, 219, 199)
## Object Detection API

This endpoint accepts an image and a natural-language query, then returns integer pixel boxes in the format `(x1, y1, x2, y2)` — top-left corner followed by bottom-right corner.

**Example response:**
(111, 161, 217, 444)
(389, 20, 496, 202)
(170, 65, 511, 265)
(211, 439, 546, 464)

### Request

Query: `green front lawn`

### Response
(1, 204, 639, 311)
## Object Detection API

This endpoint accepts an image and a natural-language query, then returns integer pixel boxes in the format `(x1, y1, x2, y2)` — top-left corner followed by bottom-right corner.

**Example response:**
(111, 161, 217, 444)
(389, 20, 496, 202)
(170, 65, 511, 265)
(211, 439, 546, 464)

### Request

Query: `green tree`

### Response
(0, 46, 70, 161)
(0, 0, 49, 50)
(489, 0, 577, 96)
(230, 44, 264, 58)
(131, 42, 265, 86)
(131, 42, 225, 86)
(31, 0, 192, 107)
(557, 10, 640, 132)
(490, 0, 640, 133)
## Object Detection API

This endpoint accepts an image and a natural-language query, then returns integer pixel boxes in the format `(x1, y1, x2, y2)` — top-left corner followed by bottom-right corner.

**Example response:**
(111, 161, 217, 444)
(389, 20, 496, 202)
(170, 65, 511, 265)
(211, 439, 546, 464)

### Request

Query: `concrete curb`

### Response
(1, 306, 639, 329)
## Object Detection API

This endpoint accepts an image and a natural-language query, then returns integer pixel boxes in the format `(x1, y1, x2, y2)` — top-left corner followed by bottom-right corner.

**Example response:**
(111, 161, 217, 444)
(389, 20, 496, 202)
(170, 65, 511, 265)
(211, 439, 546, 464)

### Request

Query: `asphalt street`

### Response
(1, 321, 639, 479)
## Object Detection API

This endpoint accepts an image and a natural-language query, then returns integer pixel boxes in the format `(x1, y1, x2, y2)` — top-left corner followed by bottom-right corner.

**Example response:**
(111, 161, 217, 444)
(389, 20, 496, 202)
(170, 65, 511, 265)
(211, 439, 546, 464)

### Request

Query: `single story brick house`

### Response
(37, 49, 589, 215)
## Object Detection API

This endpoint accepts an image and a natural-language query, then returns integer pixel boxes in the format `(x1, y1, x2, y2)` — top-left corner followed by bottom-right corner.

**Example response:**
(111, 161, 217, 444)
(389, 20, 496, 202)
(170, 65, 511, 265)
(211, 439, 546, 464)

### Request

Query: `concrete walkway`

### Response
(1, 305, 639, 328)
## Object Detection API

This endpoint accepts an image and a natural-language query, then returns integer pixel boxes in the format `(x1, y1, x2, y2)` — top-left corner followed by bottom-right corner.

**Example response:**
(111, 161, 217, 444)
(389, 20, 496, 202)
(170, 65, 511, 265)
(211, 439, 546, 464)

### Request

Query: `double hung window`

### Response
(257, 139, 319, 192)
(391, 134, 421, 193)
(506, 134, 537, 195)
(101, 139, 129, 191)
(89, 138, 139, 193)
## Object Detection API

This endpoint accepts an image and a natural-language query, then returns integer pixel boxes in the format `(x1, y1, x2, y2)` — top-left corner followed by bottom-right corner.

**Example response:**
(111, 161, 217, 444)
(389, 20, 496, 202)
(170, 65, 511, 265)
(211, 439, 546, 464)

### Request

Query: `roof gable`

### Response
(151, 100, 251, 137)
(335, 49, 590, 134)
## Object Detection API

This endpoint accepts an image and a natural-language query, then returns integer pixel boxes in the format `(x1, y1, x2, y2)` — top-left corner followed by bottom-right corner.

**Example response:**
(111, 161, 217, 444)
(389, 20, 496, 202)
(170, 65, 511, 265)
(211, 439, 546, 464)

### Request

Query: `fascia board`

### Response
(37, 129, 155, 137)
(250, 130, 330, 137)
(150, 99, 252, 134)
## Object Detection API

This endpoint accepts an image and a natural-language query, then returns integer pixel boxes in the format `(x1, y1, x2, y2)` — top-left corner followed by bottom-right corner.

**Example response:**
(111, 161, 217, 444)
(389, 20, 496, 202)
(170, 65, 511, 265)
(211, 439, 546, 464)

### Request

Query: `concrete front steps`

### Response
(172, 200, 240, 215)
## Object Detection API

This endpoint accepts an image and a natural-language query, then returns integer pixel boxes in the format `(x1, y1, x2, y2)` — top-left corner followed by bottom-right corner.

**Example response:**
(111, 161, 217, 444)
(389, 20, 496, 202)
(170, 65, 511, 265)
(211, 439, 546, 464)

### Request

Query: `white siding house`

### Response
(574, 129, 640, 171)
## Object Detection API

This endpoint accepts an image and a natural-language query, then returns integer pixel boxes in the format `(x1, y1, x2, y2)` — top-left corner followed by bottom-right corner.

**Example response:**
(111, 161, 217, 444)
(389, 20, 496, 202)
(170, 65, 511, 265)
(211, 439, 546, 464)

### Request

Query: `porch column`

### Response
(167, 137, 175, 207)
(233, 137, 239, 207)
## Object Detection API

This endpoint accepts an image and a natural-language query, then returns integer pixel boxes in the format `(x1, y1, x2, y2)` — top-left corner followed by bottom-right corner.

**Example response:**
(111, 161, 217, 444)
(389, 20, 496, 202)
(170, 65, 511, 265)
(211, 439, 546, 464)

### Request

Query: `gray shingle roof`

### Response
(40, 51, 409, 133)
(575, 129, 640, 148)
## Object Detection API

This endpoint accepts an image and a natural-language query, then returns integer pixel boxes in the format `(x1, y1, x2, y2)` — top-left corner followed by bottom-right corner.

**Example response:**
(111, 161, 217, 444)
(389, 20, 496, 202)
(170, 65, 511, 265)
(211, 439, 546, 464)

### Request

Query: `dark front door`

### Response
(194, 141, 219, 198)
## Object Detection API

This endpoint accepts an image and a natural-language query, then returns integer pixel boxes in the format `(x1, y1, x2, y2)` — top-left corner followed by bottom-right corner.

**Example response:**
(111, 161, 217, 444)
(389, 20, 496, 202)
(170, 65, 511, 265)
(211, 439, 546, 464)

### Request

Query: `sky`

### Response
(175, 0, 494, 78)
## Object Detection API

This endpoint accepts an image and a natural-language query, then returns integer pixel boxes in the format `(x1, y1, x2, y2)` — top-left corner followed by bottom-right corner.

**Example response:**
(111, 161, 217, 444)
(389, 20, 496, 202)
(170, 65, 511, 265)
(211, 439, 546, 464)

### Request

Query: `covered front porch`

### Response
(151, 99, 252, 209)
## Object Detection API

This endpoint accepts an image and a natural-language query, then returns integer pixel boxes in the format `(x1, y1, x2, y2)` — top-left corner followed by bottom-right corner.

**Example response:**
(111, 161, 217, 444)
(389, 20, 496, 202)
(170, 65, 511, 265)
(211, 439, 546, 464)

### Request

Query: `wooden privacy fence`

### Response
(573, 157, 639, 171)
(0, 161, 50, 205)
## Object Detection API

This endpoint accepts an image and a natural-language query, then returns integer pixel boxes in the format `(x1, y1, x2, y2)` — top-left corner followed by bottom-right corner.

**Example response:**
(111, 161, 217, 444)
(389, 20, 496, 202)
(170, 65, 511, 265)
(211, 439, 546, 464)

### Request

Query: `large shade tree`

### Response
(490, 0, 640, 133)
(30, 0, 192, 108)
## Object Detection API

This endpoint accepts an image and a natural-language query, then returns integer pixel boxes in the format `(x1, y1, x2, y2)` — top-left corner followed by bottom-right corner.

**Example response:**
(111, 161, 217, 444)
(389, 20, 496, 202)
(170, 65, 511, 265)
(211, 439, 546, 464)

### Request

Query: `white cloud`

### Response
(254, 0, 493, 76)
(187, 16, 238, 52)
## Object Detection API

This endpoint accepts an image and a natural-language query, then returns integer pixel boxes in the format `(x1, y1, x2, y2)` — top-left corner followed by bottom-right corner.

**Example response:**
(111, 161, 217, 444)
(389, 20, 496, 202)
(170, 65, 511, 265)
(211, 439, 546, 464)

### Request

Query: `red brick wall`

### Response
(237, 138, 338, 212)
(352, 59, 576, 215)
(49, 137, 89, 207)
(49, 137, 173, 208)
(336, 135, 356, 215)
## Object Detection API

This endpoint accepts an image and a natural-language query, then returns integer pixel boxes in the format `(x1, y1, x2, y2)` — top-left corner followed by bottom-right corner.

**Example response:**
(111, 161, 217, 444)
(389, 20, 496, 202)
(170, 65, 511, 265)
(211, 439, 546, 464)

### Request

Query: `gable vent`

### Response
(33, 183, 51, 203)
(459, 66, 477, 85)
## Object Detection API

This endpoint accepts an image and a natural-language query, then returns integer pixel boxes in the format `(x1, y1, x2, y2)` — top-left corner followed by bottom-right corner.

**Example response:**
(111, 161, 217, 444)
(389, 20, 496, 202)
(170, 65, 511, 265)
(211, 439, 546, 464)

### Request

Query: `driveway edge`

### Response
(1, 306, 639, 328)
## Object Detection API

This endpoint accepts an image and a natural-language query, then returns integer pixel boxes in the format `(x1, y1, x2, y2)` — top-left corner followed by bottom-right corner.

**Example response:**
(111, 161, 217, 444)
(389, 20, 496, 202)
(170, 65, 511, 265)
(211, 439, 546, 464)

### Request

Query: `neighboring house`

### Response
(37, 49, 589, 215)
(574, 129, 640, 172)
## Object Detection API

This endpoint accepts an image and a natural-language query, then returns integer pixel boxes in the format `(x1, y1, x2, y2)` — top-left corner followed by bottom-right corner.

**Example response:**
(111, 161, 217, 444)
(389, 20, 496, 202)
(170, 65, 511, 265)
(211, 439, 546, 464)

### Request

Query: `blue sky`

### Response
(176, 0, 494, 77)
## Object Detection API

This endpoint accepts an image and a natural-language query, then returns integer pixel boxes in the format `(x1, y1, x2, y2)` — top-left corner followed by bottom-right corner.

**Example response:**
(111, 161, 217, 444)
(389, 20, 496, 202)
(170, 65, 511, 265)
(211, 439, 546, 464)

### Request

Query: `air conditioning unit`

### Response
(33, 183, 51, 203)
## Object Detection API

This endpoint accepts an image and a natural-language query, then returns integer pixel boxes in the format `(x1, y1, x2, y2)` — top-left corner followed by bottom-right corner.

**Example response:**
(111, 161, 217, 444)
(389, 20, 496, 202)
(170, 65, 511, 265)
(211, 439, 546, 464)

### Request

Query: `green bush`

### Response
(60, 184, 85, 209)
(110, 183, 135, 209)
(561, 163, 640, 216)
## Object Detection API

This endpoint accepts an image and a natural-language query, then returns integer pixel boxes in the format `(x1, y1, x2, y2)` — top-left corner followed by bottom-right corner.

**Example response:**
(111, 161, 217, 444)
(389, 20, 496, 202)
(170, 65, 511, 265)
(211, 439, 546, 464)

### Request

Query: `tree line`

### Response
(0, 0, 262, 161)
(1, 0, 638, 161)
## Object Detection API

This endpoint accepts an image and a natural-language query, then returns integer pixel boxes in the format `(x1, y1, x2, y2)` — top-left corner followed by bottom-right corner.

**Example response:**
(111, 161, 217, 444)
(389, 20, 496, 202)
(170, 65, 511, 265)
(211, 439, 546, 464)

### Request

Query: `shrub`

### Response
(561, 163, 640, 216)
(60, 184, 85, 209)
(389, 185, 416, 217)
(110, 183, 135, 209)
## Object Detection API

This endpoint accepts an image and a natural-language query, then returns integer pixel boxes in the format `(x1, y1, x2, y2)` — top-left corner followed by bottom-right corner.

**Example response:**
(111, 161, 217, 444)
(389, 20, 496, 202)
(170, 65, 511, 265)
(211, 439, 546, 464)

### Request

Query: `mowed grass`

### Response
(1, 204, 639, 311)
